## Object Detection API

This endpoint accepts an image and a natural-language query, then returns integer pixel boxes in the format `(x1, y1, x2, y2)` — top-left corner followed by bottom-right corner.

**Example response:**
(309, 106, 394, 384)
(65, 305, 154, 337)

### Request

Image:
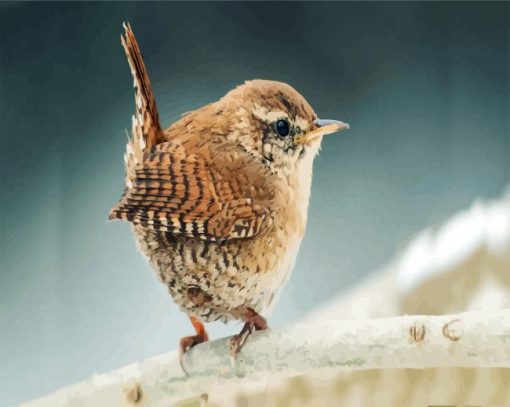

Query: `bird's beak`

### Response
(296, 119, 350, 145)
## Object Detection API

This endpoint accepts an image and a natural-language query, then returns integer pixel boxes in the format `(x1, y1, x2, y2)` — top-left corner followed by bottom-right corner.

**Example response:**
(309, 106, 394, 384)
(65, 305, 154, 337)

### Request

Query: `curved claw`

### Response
(179, 336, 197, 375)
(179, 316, 209, 375)
(228, 307, 268, 376)
(229, 328, 252, 377)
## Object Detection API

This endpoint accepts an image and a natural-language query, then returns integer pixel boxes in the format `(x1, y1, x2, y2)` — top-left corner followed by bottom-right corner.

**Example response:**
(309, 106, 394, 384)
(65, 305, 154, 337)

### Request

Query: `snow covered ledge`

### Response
(23, 309, 510, 407)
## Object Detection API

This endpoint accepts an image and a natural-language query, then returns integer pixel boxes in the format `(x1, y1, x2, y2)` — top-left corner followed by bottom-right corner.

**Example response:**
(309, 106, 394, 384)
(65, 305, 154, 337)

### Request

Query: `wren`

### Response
(109, 23, 349, 370)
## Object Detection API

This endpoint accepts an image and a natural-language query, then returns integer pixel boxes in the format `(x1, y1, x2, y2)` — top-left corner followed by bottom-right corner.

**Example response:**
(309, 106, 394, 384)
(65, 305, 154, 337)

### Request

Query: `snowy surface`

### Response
(22, 310, 510, 407)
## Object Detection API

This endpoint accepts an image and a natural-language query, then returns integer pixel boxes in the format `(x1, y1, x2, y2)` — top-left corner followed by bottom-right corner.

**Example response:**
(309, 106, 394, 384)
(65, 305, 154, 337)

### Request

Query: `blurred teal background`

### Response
(0, 2, 508, 405)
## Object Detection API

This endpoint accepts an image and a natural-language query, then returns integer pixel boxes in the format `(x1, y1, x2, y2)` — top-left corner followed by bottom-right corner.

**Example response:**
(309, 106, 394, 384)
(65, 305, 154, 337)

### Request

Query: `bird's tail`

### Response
(121, 22, 164, 187)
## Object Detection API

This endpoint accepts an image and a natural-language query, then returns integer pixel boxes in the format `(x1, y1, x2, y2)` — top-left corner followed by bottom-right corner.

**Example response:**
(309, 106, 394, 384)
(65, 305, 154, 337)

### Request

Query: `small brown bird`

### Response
(109, 23, 349, 369)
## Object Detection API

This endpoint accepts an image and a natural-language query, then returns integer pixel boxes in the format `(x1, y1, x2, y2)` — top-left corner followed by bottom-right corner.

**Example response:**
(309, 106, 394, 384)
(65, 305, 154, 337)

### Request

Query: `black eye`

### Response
(276, 119, 290, 137)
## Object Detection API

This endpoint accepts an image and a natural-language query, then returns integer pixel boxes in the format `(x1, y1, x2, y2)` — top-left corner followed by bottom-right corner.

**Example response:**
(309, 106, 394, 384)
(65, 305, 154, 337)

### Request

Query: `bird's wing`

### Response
(109, 142, 271, 241)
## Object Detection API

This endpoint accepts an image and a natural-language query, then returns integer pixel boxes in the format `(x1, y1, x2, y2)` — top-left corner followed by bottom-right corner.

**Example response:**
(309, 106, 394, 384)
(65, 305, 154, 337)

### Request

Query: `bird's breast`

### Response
(251, 171, 312, 315)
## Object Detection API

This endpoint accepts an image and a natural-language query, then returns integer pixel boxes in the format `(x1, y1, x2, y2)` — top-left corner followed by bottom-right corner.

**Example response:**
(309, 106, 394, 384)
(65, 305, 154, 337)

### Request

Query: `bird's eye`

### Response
(276, 119, 290, 137)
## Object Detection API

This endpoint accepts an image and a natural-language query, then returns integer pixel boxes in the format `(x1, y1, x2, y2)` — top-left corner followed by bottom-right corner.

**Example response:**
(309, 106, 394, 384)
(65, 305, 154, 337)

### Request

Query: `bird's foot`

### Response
(229, 307, 268, 374)
(229, 322, 254, 368)
(179, 316, 209, 375)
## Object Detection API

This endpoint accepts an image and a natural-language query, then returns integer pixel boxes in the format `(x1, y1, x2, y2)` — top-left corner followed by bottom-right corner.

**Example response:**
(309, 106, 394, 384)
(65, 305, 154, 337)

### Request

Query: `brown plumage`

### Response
(109, 23, 349, 369)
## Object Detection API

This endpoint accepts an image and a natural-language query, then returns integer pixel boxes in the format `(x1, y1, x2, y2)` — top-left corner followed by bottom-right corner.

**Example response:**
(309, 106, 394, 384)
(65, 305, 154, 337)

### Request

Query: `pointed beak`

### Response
(296, 119, 350, 145)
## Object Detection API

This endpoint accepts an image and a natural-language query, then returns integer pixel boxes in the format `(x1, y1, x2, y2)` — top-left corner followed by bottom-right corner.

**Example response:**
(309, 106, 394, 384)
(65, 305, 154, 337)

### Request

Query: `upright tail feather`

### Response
(121, 22, 164, 187)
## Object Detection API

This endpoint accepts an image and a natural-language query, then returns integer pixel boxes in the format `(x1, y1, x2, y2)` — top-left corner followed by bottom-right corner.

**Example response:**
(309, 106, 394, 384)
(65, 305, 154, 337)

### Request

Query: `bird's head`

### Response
(219, 79, 349, 176)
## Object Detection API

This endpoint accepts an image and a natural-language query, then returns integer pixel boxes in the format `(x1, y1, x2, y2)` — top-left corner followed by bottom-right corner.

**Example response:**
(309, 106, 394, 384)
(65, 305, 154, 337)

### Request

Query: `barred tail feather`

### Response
(121, 22, 164, 187)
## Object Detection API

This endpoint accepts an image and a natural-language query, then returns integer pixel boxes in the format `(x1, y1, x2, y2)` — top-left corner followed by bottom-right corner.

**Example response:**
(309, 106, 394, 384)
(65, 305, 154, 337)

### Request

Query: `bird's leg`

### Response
(229, 307, 268, 363)
(179, 315, 209, 374)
